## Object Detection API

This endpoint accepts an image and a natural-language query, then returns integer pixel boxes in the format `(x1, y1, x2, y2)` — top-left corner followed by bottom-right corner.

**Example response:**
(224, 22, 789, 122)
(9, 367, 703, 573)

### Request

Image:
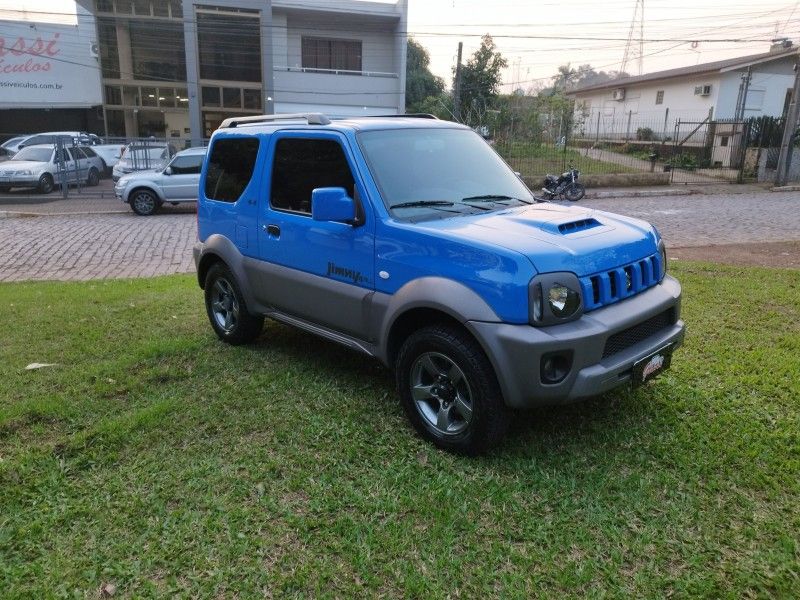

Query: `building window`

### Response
(105, 85, 122, 105)
(301, 38, 362, 72)
(197, 12, 261, 82)
(223, 87, 242, 109)
(243, 89, 262, 110)
(720, 136, 729, 147)
(98, 19, 120, 79)
(130, 20, 186, 81)
(202, 86, 221, 108)
(655, 90, 664, 105)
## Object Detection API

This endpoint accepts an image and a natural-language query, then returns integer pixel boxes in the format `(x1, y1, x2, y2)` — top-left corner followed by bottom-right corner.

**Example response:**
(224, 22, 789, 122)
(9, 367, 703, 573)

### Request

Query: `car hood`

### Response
(1, 160, 47, 170)
(415, 203, 657, 276)
(117, 168, 161, 183)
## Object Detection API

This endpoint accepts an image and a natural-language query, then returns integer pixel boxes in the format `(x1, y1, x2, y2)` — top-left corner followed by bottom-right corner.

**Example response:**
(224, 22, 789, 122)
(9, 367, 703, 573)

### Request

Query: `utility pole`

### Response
(777, 60, 800, 186)
(453, 42, 463, 122)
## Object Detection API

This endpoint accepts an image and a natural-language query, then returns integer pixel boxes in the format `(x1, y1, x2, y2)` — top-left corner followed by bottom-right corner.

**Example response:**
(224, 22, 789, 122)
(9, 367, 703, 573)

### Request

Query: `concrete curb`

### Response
(770, 185, 800, 192)
(585, 188, 694, 200)
(1, 209, 128, 218)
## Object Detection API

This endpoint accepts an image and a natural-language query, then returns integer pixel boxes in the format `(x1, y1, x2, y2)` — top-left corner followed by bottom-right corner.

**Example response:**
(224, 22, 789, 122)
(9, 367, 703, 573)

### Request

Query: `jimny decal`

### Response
(0, 33, 61, 74)
(326, 262, 367, 285)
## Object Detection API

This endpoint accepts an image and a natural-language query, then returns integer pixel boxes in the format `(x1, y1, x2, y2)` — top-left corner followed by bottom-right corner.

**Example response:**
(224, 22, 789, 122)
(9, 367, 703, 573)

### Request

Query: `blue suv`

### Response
(194, 114, 685, 454)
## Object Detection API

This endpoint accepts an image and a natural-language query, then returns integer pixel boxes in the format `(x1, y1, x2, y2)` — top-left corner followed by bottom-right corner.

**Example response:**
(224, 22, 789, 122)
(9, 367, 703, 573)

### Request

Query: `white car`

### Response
(112, 142, 176, 182)
(0, 144, 104, 193)
(5, 132, 123, 174)
(114, 146, 206, 215)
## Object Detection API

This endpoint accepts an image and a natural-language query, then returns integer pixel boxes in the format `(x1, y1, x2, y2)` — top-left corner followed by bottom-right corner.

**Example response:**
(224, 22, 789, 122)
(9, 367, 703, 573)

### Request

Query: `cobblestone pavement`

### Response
(576, 191, 800, 247)
(0, 213, 196, 282)
(0, 190, 798, 282)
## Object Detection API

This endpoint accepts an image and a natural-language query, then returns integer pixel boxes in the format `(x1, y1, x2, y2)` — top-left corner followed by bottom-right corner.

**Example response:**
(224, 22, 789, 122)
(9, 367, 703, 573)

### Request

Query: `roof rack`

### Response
(359, 113, 439, 120)
(219, 112, 331, 129)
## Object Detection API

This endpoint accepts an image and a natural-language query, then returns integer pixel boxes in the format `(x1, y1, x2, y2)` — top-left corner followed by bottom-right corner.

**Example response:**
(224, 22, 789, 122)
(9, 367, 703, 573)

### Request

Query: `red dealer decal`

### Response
(0, 33, 61, 74)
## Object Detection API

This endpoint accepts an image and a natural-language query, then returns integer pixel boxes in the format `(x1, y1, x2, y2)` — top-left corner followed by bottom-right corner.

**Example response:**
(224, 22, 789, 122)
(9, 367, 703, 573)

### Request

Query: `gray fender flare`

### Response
(375, 276, 501, 364)
(196, 235, 262, 313)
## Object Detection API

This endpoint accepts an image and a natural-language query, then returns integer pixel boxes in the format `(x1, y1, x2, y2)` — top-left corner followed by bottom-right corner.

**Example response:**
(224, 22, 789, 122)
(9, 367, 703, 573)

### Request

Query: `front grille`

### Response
(579, 252, 663, 312)
(602, 309, 674, 359)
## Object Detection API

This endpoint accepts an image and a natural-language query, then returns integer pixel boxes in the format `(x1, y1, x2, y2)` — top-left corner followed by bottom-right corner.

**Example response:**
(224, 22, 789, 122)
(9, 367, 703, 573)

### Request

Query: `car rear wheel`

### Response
(86, 167, 100, 186)
(37, 173, 54, 194)
(130, 189, 160, 216)
(396, 324, 510, 455)
(204, 263, 264, 345)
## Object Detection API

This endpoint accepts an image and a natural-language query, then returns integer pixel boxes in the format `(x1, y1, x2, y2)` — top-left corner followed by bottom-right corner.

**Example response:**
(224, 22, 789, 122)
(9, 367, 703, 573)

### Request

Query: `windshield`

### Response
(358, 127, 533, 219)
(13, 147, 52, 162)
(2, 136, 24, 149)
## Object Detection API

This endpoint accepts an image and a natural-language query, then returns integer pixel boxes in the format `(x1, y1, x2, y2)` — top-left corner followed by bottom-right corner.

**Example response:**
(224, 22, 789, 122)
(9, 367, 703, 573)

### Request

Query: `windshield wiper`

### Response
(461, 194, 532, 204)
(390, 200, 455, 209)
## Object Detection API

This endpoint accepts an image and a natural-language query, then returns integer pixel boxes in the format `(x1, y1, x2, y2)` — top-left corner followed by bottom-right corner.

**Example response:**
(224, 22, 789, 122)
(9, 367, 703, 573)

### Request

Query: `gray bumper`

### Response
(468, 275, 685, 409)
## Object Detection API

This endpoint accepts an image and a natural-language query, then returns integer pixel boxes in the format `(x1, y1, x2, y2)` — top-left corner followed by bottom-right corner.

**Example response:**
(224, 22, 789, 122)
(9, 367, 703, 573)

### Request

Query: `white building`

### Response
(568, 43, 798, 141)
(1, 0, 408, 144)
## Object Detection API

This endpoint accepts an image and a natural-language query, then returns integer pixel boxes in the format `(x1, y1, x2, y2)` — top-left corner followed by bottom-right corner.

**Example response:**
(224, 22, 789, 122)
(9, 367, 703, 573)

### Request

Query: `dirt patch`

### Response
(670, 241, 800, 269)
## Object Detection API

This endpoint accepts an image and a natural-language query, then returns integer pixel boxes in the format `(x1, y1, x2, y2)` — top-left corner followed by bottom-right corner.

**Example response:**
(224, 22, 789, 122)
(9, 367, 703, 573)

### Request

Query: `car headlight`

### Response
(14, 170, 32, 176)
(658, 240, 667, 281)
(529, 272, 583, 326)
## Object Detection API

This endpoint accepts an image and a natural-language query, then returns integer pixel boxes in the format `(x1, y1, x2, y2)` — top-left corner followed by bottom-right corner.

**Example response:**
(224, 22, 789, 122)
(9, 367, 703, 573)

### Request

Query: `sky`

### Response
(0, 0, 797, 91)
(405, 0, 799, 91)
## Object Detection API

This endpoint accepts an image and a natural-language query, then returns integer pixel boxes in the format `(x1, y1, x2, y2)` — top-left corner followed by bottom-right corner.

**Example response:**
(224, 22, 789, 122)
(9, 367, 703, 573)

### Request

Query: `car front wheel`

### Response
(130, 189, 160, 216)
(37, 173, 54, 194)
(204, 263, 264, 345)
(396, 325, 510, 455)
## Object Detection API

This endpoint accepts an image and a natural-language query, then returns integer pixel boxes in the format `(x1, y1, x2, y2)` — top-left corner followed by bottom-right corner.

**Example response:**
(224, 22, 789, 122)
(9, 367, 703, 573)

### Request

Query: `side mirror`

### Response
(311, 187, 356, 223)
(164, 166, 173, 175)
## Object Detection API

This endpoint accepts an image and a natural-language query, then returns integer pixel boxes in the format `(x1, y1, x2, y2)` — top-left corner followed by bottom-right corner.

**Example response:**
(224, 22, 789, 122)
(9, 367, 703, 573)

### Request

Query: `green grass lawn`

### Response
(495, 141, 639, 176)
(1, 263, 798, 598)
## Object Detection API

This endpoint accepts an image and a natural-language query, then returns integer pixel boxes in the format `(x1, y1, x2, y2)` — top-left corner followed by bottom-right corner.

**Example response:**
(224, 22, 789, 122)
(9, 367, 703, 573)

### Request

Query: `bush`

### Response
(636, 127, 654, 141)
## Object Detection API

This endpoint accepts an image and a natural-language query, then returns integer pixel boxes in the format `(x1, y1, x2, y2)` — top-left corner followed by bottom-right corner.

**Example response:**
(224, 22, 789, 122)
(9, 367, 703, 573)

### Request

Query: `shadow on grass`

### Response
(236, 320, 656, 460)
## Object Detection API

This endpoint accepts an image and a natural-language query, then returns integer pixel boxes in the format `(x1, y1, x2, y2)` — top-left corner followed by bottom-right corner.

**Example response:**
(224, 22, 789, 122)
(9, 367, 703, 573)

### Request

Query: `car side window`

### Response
(205, 138, 260, 203)
(81, 147, 97, 158)
(270, 138, 355, 215)
(170, 155, 203, 175)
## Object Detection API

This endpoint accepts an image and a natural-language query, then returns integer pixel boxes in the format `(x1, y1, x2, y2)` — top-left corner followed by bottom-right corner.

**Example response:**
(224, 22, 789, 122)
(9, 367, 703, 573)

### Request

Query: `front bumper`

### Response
(468, 275, 685, 409)
(0, 176, 40, 187)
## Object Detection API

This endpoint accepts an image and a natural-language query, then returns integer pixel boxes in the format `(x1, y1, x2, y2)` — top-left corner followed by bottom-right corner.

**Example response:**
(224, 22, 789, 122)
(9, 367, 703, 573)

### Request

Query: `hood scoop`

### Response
(557, 218, 602, 235)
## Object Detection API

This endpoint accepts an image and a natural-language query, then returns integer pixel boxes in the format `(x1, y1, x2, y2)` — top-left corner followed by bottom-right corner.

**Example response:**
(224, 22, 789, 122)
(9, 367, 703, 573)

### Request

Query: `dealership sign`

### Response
(0, 13, 102, 108)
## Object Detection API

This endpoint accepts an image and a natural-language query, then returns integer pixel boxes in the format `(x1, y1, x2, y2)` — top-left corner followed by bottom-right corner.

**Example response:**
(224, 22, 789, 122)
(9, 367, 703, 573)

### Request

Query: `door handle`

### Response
(263, 224, 280, 237)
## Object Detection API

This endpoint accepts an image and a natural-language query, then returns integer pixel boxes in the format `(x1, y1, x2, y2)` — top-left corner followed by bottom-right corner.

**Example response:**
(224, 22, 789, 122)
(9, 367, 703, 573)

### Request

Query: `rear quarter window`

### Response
(204, 137, 260, 202)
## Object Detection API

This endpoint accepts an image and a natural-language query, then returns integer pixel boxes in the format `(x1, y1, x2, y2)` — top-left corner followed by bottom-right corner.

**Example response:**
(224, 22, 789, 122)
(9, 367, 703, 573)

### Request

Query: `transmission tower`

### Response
(621, 0, 645, 75)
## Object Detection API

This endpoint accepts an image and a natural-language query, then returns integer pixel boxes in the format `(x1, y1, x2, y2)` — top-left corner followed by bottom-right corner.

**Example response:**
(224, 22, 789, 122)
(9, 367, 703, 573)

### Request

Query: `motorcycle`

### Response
(540, 164, 585, 202)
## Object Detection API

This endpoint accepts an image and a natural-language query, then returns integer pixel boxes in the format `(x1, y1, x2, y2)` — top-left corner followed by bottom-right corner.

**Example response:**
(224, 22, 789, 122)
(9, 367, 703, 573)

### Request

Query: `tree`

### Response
(455, 34, 508, 125)
(405, 38, 445, 113)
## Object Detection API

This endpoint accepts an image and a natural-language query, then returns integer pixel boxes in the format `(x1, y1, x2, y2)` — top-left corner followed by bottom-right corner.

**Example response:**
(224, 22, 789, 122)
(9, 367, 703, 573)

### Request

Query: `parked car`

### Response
(193, 113, 685, 454)
(0, 144, 103, 193)
(114, 146, 206, 215)
(112, 142, 175, 182)
(5, 132, 123, 174)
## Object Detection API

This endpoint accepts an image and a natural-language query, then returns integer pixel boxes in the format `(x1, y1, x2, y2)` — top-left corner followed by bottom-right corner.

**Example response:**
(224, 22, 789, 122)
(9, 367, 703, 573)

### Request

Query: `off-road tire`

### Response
(204, 263, 264, 345)
(396, 324, 510, 455)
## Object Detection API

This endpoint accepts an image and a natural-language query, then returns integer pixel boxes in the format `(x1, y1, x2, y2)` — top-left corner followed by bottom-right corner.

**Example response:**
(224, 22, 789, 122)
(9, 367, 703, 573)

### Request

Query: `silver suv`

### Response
(114, 146, 206, 215)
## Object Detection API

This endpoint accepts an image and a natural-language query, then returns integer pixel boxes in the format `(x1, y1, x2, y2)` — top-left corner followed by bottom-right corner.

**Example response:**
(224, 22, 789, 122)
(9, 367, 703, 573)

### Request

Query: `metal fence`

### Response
(492, 115, 795, 187)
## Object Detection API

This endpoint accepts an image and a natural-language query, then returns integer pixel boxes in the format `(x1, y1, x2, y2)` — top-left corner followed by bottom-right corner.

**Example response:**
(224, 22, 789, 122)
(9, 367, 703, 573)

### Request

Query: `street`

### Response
(1, 190, 798, 282)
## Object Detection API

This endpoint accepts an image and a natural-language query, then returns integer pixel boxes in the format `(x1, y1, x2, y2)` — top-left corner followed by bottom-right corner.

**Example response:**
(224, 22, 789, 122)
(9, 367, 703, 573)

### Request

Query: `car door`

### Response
(255, 131, 376, 340)
(162, 154, 203, 200)
(65, 147, 87, 183)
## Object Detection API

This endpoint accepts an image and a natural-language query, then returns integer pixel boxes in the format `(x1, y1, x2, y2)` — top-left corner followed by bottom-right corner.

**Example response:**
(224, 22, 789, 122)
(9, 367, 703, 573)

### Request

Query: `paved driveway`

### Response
(1, 191, 798, 282)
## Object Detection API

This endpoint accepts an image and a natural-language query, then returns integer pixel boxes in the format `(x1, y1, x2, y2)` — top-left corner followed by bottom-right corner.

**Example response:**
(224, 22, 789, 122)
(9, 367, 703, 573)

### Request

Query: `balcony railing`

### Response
(273, 66, 398, 78)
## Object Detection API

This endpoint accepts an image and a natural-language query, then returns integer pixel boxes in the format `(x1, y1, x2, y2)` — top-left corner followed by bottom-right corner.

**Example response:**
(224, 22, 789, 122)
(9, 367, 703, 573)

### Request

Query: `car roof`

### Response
(213, 115, 469, 137)
(174, 146, 207, 156)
